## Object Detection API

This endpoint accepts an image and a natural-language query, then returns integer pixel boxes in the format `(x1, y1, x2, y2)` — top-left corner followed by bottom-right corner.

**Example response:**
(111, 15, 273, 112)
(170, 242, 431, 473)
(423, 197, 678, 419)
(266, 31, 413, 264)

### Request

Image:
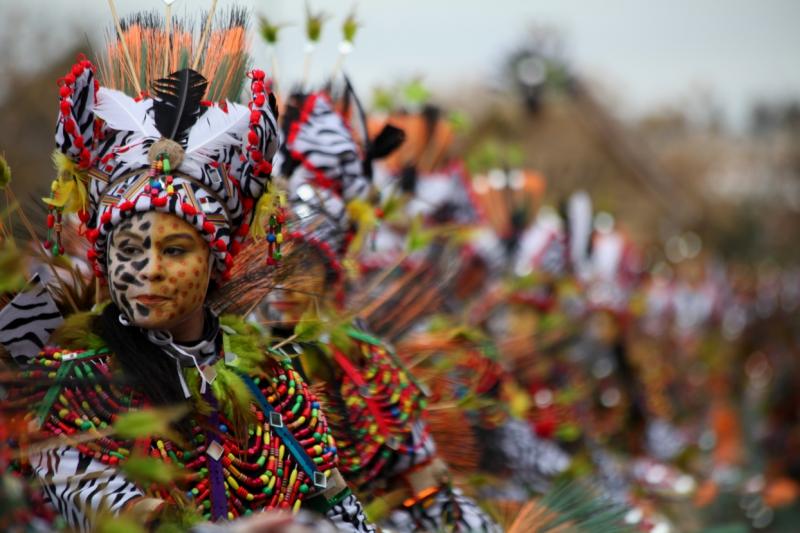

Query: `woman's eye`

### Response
(121, 246, 141, 255)
(163, 246, 186, 257)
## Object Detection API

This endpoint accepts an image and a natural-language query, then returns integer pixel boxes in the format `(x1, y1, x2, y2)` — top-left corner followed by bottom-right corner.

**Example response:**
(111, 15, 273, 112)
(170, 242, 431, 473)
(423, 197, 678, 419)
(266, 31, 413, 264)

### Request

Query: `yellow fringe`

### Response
(43, 151, 89, 214)
(345, 197, 378, 255)
(249, 186, 286, 240)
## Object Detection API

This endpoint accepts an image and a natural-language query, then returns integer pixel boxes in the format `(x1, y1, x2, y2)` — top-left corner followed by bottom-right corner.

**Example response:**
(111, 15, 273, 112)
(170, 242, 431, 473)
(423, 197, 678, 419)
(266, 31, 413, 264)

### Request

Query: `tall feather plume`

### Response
(152, 68, 208, 144)
(99, 8, 250, 102)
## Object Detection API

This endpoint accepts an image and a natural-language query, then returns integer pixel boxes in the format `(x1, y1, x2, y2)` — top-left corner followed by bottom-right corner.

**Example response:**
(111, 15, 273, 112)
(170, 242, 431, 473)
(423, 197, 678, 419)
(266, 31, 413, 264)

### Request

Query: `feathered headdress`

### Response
(46, 7, 280, 282)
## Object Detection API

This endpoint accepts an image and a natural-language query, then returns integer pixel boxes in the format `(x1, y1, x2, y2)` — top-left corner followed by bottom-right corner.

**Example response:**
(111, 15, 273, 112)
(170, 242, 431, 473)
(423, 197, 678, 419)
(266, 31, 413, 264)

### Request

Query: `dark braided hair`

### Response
(94, 303, 190, 419)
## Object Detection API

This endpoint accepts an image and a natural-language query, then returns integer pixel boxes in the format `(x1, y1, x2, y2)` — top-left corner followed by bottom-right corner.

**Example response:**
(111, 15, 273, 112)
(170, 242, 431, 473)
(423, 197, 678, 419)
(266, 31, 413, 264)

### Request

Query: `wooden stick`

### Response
(107, 0, 142, 96)
(164, 2, 172, 77)
(193, 0, 219, 70)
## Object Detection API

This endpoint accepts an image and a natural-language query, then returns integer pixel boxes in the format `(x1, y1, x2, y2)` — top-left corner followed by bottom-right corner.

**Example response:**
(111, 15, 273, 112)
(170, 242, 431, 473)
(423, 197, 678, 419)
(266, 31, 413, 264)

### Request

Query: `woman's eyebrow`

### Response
(116, 231, 144, 242)
(161, 233, 198, 242)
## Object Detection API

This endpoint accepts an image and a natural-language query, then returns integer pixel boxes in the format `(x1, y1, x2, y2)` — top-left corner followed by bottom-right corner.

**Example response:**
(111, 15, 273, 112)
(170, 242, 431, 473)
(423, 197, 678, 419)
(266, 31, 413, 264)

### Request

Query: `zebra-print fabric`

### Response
(31, 446, 144, 533)
(325, 493, 376, 533)
(383, 485, 502, 533)
(0, 275, 63, 365)
(280, 91, 370, 204)
(478, 418, 570, 494)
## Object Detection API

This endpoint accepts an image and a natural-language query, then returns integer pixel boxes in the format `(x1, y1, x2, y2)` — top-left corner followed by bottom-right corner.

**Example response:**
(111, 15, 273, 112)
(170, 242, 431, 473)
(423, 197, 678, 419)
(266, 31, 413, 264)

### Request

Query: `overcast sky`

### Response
(10, 0, 800, 127)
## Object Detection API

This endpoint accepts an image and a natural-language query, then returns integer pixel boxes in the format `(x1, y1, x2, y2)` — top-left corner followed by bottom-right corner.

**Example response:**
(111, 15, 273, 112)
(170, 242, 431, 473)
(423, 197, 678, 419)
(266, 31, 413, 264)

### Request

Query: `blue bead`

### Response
(266, 233, 276, 243)
(312, 401, 320, 408)
(219, 424, 228, 433)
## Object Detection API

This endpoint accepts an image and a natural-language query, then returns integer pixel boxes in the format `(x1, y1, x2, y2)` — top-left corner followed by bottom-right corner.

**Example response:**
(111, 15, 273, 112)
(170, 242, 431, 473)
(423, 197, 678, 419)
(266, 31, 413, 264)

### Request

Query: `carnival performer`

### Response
(4, 9, 374, 532)
(260, 88, 501, 532)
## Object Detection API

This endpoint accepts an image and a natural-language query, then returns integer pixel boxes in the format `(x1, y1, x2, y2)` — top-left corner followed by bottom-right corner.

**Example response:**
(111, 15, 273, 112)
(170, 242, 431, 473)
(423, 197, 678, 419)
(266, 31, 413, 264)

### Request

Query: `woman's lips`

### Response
(135, 295, 171, 305)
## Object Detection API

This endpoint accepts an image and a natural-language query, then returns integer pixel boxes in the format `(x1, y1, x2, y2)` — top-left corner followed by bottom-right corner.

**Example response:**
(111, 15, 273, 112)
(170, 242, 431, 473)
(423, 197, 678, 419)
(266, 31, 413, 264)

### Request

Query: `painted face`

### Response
(264, 248, 328, 324)
(108, 211, 211, 330)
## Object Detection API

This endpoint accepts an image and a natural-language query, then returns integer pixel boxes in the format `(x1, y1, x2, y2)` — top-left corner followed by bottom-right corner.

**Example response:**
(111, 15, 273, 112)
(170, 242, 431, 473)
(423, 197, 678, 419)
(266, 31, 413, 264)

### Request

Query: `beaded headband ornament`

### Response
(44, 8, 281, 282)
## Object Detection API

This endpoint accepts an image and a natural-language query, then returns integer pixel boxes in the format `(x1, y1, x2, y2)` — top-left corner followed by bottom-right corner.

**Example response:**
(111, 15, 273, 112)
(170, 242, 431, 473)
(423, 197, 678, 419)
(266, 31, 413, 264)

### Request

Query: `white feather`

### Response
(94, 87, 159, 139)
(184, 102, 249, 167)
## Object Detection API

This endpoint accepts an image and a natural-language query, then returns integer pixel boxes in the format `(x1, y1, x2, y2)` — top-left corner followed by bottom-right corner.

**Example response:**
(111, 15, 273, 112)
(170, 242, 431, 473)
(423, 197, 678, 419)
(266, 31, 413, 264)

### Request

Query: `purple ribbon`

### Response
(203, 389, 228, 521)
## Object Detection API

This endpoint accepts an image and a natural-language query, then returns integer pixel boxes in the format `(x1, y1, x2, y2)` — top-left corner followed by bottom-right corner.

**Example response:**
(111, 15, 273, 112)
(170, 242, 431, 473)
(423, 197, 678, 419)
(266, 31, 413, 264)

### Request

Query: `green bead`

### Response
(203, 500, 211, 509)
(257, 456, 266, 467)
(162, 158, 171, 173)
(81, 421, 93, 431)
(192, 488, 199, 495)
(277, 468, 283, 477)
(299, 484, 309, 494)
(312, 432, 322, 441)
(263, 486, 273, 495)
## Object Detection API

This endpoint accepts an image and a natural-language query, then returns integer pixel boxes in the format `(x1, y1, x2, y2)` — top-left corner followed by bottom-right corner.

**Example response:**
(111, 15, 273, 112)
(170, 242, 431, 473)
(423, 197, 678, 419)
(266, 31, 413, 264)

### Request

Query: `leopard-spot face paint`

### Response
(107, 211, 211, 331)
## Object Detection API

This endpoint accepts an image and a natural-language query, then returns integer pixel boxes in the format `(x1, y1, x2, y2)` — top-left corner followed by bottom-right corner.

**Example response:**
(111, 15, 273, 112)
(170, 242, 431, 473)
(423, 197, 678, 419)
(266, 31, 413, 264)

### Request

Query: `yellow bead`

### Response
(276, 233, 283, 244)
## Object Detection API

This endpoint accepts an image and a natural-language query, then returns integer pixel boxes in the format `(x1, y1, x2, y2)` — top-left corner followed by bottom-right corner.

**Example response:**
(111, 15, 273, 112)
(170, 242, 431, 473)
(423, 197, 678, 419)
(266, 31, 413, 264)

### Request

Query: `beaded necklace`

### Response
(13, 331, 341, 521)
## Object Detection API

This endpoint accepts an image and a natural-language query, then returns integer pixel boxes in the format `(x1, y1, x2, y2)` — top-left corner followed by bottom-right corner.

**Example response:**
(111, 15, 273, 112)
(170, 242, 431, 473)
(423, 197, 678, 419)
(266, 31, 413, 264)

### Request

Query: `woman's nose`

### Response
(139, 248, 164, 282)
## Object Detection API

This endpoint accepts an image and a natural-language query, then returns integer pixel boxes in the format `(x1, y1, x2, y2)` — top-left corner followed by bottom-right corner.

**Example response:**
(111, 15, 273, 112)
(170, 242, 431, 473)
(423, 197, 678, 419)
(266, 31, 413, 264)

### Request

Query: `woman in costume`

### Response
(259, 88, 501, 532)
(6, 10, 374, 532)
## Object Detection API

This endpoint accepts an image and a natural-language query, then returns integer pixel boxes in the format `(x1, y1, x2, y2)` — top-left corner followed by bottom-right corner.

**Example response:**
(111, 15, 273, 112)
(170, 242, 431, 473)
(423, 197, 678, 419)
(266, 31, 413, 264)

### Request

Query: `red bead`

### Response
(254, 94, 265, 107)
(100, 211, 112, 224)
(86, 229, 100, 243)
(152, 196, 168, 207)
(43, 240, 52, 249)
(202, 221, 216, 234)
(47, 213, 55, 228)
(248, 130, 259, 145)
(251, 149, 262, 162)
(87, 248, 96, 261)
(237, 223, 250, 236)
(59, 85, 72, 98)
(221, 269, 232, 282)
(64, 73, 75, 85)
(74, 135, 84, 149)
(181, 203, 197, 216)
(64, 119, 75, 134)
(251, 69, 265, 80)
(214, 239, 227, 251)
(60, 101, 72, 115)
(118, 200, 134, 211)
(250, 110, 261, 124)
(72, 63, 84, 77)
(230, 240, 241, 256)
(257, 161, 272, 175)
(224, 254, 234, 268)
(252, 81, 264, 93)
(242, 197, 254, 211)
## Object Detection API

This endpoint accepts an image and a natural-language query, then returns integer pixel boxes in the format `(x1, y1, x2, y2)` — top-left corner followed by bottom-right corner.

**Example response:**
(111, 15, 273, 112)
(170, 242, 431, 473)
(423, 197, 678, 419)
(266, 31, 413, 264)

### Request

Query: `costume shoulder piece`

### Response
(314, 326, 429, 489)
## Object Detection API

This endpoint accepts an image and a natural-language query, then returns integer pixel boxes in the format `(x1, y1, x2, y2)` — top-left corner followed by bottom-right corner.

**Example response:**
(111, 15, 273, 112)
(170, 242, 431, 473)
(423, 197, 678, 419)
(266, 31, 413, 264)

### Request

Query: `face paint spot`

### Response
(178, 271, 186, 278)
(193, 269, 200, 276)
(135, 303, 150, 317)
(120, 272, 143, 286)
(132, 258, 149, 271)
(139, 220, 151, 231)
(142, 236, 151, 249)
(169, 277, 177, 284)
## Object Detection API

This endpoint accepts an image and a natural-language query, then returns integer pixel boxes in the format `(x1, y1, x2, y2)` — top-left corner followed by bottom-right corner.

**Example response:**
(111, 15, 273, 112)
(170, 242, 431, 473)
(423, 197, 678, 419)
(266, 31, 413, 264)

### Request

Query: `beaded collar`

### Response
(11, 321, 343, 522)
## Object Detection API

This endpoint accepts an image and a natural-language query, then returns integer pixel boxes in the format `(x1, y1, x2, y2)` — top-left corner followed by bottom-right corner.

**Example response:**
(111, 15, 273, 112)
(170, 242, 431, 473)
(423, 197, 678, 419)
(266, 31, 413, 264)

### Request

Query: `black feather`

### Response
(368, 124, 405, 160)
(152, 68, 208, 143)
